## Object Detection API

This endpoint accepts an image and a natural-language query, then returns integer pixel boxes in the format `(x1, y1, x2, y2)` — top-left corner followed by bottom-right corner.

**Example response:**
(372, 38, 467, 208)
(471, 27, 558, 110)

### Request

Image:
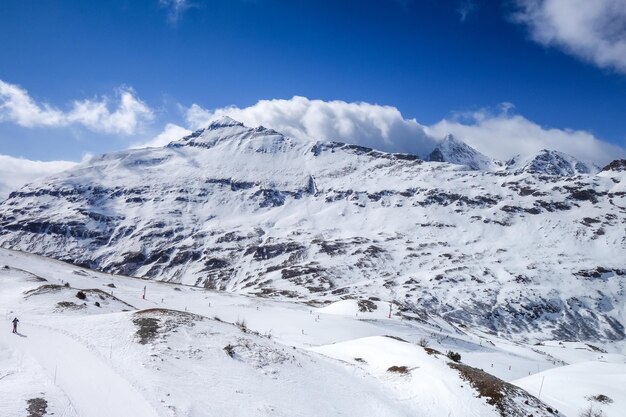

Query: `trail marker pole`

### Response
(538, 376, 545, 400)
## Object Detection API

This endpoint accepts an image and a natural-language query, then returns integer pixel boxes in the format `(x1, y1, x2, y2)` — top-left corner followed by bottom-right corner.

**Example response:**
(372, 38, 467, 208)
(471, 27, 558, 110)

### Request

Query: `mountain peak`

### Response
(208, 115, 245, 129)
(506, 149, 598, 176)
(428, 134, 495, 171)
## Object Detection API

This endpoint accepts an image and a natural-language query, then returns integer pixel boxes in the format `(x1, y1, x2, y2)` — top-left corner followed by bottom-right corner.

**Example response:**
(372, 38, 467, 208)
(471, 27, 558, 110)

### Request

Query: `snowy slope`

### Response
(0, 118, 625, 343)
(513, 361, 626, 417)
(2, 247, 603, 417)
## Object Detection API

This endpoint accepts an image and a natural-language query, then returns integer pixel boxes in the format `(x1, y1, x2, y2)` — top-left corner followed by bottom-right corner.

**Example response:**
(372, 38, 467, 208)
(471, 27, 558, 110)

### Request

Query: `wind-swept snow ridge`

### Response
(0, 118, 625, 343)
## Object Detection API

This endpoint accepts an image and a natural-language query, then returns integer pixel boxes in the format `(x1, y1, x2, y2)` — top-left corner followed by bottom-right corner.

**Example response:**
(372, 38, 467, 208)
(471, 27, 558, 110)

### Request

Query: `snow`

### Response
(316, 299, 390, 318)
(1, 247, 623, 416)
(513, 361, 626, 417)
(1, 319, 159, 417)
(311, 336, 501, 417)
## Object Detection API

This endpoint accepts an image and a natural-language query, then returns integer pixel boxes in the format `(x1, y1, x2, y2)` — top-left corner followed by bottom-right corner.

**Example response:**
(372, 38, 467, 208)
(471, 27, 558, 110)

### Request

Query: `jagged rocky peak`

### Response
(506, 149, 598, 176)
(601, 159, 626, 172)
(428, 134, 495, 171)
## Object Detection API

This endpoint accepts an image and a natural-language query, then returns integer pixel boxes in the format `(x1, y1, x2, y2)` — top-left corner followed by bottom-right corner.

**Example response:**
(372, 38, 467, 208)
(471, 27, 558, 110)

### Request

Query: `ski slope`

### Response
(0, 320, 159, 417)
(1, 248, 624, 416)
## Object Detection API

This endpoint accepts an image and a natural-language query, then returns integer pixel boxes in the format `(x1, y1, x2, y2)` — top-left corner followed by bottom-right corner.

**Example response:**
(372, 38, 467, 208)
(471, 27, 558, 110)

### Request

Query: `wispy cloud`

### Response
(512, 0, 626, 74)
(456, 0, 477, 22)
(159, 0, 193, 24)
(0, 80, 154, 135)
(0, 155, 78, 200)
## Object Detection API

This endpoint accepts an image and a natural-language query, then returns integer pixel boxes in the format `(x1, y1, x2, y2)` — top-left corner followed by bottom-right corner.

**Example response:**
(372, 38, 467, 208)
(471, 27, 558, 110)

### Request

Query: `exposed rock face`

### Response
(0, 118, 625, 342)
(602, 159, 626, 172)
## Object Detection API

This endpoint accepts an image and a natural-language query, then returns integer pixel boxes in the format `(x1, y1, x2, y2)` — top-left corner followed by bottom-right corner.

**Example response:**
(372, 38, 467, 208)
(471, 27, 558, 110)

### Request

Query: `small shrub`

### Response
(446, 350, 462, 362)
(235, 318, 248, 333)
(417, 337, 429, 348)
(424, 347, 442, 355)
(357, 299, 377, 312)
(387, 365, 410, 374)
(579, 405, 605, 417)
(133, 317, 160, 344)
(224, 344, 236, 357)
(76, 290, 86, 300)
(26, 397, 48, 417)
(586, 394, 613, 404)
(384, 335, 408, 342)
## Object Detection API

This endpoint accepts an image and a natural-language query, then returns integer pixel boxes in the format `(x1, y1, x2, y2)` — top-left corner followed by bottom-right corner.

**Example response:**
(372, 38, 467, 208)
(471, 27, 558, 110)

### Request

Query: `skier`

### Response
(12, 317, 19, 334)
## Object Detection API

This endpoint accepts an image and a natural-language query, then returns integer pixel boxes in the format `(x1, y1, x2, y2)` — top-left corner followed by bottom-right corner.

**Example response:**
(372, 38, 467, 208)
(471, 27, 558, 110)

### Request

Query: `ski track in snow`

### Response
(0, 318, 161, 417)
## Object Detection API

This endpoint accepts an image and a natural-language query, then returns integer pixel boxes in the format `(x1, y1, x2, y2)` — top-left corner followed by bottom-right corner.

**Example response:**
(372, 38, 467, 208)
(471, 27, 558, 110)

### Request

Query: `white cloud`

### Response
(426, 104, 626, 164)
(513, 0, 626, 73)
(132, 123, 191, 148)
(0, 155, 77, 200)
(0, 80, 65, 127)
(185, 97, 624, 165)
(185, 96, 437, 156)
(0, 80, 154, 135)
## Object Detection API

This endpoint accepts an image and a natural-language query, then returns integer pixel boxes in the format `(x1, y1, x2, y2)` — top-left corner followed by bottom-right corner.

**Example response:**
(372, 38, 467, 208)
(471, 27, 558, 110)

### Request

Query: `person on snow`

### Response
(12, 317, 19, 334)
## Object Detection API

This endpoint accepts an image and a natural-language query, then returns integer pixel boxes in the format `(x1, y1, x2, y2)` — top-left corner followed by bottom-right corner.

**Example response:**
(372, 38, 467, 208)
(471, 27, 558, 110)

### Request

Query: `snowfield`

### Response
(1, 247, 625, 417)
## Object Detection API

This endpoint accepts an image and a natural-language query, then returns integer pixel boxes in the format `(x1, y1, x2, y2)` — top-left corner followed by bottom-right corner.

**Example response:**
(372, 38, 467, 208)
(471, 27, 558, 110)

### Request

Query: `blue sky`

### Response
(1, 0, 625, 169)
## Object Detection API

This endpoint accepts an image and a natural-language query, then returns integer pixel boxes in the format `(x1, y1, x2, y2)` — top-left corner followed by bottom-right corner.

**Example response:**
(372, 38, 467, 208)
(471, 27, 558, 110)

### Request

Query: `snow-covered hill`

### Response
(3, 247, 620, 417)
(0, 117, 625, 343)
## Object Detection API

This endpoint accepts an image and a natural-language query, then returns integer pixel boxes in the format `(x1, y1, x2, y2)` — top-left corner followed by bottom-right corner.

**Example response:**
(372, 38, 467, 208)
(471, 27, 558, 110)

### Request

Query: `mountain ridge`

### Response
(1, 119, 625, 343)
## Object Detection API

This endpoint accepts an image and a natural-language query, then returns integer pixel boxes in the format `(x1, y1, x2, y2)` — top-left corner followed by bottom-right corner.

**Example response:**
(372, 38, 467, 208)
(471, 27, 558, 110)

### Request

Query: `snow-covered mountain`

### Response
(0, 117, 625, 343)
(428, 134, 498, 170)
(505, 149, 599, 176)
